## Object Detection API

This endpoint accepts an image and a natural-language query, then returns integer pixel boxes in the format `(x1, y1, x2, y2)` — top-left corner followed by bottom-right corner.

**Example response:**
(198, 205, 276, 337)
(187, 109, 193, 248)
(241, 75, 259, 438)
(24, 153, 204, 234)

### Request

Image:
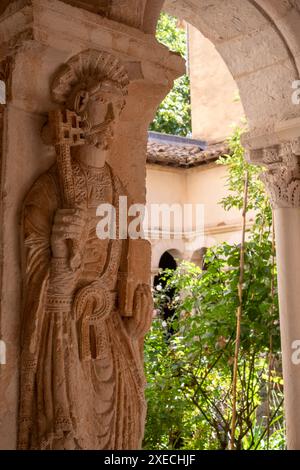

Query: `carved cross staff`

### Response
(48, 109, 86, 270)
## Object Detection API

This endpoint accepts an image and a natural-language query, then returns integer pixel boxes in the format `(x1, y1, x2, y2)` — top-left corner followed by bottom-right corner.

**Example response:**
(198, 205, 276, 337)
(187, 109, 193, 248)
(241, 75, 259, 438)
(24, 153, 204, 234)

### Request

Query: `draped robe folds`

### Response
(18, 160, 147, 450)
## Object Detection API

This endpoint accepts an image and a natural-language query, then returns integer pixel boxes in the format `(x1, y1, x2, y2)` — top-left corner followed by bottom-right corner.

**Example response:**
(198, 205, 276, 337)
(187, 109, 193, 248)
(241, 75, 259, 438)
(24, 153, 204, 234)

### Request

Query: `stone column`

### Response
(250, 138, 300, 449)
(0, 0, 184, 449)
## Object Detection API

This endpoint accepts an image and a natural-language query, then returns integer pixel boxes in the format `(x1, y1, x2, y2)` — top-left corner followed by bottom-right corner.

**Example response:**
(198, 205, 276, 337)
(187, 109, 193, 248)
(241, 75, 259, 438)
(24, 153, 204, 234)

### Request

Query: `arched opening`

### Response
(190, 246, 208, 270)
(158, 250, 177, 272)
(148, 0, 299, 139)
(150, 11, 191, 137)
(154, 251, 177, 323)
(152, 249, 183, 449)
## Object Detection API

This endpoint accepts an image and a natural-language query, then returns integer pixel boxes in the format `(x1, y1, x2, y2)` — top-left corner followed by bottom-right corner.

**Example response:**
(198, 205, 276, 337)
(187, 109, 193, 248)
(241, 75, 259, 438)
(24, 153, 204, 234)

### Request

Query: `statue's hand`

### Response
(48, 207, 87, 297)
(123, 284, 153, 339)
(51, 208, 87, 259)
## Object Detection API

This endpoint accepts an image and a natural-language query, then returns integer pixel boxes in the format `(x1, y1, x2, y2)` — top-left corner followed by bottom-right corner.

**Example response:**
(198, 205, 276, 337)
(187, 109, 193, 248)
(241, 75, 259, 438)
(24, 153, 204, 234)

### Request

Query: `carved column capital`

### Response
(249, 138, 300, 209)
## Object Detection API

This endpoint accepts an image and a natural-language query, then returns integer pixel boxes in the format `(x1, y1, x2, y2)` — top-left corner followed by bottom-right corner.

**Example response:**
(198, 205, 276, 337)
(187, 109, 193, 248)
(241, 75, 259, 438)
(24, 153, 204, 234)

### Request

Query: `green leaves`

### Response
(149, 13, 191, 137)
(155, 13, 187, 58)
(144, 127, 284, 450)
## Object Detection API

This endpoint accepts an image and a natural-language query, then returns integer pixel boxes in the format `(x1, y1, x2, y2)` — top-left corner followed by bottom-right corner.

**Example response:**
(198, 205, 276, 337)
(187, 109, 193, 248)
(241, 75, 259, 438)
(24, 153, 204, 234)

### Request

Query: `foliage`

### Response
(144, 128, 285, 450)
(149, 13, 192, 137)
(155, 12, 187, 57)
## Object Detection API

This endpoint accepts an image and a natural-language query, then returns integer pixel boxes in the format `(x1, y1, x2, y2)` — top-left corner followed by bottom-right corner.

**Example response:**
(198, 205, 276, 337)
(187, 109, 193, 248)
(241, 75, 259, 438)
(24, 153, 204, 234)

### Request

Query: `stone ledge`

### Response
(0, 0, 184, 81)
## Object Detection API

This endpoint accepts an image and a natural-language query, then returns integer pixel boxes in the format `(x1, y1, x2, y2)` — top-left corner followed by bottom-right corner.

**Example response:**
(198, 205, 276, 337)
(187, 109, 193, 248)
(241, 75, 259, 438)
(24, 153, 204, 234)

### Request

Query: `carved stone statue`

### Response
(18, 50, 153, 450)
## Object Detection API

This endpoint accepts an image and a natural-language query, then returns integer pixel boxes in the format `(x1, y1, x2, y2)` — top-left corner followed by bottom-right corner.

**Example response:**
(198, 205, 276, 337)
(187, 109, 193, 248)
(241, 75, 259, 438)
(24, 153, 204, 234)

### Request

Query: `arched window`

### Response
(154, 250, 178, 326)
(158, 250, 177, 272)
(154, 250, 177, 290)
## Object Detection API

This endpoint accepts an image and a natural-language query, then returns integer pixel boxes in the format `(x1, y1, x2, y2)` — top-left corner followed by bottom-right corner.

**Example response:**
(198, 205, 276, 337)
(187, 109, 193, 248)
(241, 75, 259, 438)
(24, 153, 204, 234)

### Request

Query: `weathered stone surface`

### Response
(0, 0, 160, 33)
(18, 50, 154, 450)
(2, 0, 300, 452)
(0, 0, 183, 450)
(248, 136, 300, 449)
(188, 25, 244, 143)
(164, 0, 300, 139)
(165, 0, 269, 43)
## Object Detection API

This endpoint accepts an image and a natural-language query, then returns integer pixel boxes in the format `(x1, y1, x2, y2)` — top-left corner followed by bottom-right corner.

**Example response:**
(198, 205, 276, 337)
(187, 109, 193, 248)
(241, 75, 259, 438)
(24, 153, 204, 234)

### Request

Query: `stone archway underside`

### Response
(162, 0, 300, 142)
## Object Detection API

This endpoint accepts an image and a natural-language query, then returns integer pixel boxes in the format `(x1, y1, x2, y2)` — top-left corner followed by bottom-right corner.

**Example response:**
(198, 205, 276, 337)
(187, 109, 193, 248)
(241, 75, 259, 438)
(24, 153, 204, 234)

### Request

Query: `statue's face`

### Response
(81, 81, 125, 149)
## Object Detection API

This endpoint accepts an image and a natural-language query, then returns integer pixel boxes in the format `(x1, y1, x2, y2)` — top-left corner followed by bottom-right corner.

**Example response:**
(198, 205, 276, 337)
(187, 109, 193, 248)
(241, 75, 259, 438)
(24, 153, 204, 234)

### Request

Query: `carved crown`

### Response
(51, 49, 129, 106)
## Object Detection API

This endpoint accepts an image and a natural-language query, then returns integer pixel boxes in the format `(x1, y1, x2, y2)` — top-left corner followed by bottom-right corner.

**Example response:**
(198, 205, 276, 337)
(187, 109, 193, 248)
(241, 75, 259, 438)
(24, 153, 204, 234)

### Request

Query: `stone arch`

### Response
(1, 0, 300, 450)
(158, 250, 178, 270)
(144, 0, 300, 141)
(190, 246, 208, 268)
(153, 250, 178, 290)
(151, 240, 185, 271)
(153, 250, 179, 324)
(166, 248, 183, 263)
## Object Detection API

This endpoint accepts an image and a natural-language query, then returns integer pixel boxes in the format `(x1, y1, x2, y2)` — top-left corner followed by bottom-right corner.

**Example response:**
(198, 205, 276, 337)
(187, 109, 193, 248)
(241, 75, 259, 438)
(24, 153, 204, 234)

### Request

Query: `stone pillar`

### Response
(250, 138, 300, 449)
(0, 0, 184, 449)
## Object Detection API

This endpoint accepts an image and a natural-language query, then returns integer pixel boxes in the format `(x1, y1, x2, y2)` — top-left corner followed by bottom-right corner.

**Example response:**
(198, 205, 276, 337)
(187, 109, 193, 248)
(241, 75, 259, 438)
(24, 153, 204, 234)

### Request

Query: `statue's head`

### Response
(51, 50, 129, 149)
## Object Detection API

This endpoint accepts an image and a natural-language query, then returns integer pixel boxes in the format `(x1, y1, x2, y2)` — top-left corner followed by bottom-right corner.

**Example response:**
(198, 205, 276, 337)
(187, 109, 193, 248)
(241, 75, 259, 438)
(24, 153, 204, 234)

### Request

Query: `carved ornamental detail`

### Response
(251, 138, 300, 209)
(18, 49, 153, 450)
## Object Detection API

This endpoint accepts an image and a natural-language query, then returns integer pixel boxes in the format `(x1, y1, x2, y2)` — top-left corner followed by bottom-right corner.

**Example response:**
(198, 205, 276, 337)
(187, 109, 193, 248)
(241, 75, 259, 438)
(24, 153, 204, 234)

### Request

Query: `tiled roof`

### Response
(147, 132, 228, 168)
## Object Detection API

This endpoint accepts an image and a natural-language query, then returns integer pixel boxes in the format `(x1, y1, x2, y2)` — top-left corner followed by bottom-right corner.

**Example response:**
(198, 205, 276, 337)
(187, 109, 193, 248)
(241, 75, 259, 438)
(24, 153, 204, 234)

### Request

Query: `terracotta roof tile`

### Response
(147, 133, 228, 168)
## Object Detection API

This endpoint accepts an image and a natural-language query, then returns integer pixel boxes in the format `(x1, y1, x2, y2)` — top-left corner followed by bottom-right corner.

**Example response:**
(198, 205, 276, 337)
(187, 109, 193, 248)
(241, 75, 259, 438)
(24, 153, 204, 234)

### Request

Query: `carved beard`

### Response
(82, 116, 114, 150)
